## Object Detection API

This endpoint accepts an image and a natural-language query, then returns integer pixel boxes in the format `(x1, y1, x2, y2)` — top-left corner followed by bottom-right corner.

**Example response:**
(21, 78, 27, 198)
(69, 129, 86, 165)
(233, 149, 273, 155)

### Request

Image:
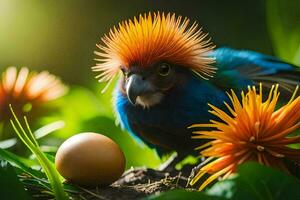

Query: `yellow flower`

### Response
(190, 84, 300, 190)
(0, 66, 67, 121)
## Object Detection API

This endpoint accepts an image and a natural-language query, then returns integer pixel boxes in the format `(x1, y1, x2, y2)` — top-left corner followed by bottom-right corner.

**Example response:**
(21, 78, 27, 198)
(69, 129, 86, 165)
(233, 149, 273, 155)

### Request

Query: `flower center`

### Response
(248, 136, 285, 158)
(256, 145, 265, 151)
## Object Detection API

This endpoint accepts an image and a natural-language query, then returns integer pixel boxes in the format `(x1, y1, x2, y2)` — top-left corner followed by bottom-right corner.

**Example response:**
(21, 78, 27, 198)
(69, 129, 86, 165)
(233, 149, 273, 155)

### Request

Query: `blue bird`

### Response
(93, 12, 300, 165)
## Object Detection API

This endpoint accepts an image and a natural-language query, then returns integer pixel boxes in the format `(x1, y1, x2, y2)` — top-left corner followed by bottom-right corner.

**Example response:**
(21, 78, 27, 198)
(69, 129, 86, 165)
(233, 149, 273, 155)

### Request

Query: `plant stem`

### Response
(9, 105, 69, 200)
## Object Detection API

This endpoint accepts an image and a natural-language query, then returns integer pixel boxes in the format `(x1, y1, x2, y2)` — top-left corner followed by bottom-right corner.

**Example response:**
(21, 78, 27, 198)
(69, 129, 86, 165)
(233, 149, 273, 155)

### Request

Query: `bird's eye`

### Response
(120, 67, 127, 76)
(157, 63, 171, 76)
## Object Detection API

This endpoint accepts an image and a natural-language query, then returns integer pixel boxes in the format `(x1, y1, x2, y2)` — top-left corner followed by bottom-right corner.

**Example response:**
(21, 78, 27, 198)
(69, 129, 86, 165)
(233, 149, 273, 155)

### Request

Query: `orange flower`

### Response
(93, 12, 216, 91)
(0, 66, 67, 120)
(190, 84, 300, 190)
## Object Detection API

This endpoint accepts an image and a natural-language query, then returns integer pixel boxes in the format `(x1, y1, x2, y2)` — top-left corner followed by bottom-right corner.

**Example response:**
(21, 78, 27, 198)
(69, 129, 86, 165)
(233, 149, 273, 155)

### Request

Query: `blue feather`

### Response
(115, 72, 228, 154)
(211, 47, 294, 72)
(114, 47, 299, 156)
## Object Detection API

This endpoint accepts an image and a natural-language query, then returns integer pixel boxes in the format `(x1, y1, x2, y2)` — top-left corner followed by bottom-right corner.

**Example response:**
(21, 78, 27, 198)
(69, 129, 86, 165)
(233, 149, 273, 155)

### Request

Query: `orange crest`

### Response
(93, 12, 216, 90)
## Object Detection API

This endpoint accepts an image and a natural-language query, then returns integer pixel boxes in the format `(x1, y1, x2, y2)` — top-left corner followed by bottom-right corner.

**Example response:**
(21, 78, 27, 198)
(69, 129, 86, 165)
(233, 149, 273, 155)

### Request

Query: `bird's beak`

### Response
(126, 74, 152, 105)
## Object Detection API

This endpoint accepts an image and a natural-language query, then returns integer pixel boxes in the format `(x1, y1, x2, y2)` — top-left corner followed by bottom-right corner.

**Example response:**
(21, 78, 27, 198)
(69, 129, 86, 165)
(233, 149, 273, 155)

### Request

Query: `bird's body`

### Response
(114, 47, 300, 156)
(114, 64, 227, 155)
(93, 13, 300, 160)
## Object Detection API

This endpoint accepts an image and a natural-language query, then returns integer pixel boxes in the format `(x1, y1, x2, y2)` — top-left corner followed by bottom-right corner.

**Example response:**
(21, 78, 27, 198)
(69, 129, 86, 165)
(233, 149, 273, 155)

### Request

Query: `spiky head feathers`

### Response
(93, 12, 216, 88)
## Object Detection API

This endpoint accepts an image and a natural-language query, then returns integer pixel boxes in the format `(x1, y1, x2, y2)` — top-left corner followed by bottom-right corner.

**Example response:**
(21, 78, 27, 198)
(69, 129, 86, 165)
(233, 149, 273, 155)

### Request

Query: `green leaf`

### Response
(0, 160, 32, 200)
(44, 152, 56, 163)
(0, 121, 65, 149)
(266, 0, 300, 65)
(40, 86, 110, 139)
(34, 120, 65, 139)
(10, 105, 69, 200)
(207, 162, 300, 200)
(0, 138, 17, 149)
(146, 189, 226, 200)
(0, 148, 43, 178)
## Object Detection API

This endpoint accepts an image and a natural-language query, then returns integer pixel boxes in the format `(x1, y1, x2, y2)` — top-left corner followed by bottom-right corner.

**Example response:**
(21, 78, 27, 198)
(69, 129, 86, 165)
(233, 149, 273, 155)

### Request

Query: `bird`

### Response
(92, 12, 300, 166)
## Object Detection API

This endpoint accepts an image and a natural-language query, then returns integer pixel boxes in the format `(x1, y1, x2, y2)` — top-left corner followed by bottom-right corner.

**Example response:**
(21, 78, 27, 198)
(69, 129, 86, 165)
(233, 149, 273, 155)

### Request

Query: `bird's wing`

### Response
(210, 47, 300, 93)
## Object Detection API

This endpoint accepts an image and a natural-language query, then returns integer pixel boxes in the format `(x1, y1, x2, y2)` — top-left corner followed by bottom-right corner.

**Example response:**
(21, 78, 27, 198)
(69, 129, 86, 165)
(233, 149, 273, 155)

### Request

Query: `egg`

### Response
(55, 132, 125, 186)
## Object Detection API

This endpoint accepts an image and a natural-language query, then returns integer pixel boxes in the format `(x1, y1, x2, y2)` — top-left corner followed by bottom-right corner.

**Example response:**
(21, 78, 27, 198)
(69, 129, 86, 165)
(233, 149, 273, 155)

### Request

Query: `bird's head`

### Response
(93, 12, 216, 108)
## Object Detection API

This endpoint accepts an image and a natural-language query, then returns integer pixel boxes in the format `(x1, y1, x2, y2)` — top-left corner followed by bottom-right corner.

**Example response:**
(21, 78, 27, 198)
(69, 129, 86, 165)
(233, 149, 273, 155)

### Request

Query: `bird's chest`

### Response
(114, 80, 228, 151)
(123, 101, 196, 151)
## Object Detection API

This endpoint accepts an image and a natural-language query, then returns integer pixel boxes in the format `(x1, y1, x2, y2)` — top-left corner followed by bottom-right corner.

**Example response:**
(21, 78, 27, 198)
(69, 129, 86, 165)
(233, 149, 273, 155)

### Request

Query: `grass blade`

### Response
(9, 104, 69, 200)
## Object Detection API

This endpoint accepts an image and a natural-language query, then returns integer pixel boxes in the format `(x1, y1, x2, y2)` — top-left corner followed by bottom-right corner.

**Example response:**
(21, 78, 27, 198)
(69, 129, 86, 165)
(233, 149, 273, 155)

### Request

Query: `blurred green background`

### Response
(0, 0, 299, 169)
(0, 0, 277, 85)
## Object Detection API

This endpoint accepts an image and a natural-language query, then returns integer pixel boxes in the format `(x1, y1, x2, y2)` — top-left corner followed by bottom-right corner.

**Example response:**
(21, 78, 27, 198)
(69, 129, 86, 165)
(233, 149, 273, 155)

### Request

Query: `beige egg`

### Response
(55, 132, 125, 186)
